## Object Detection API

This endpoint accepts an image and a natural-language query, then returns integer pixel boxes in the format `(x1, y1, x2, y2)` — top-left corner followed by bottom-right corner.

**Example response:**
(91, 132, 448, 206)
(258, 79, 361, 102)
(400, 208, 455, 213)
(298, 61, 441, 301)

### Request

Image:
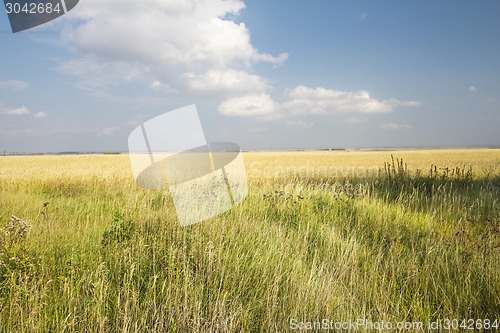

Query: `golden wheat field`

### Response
(0, 149, 499, 332)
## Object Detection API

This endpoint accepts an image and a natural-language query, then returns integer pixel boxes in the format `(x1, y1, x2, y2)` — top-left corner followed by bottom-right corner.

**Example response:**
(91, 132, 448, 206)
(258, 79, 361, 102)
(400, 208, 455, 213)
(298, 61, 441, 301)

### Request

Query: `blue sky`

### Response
(0, 0, 499, 153)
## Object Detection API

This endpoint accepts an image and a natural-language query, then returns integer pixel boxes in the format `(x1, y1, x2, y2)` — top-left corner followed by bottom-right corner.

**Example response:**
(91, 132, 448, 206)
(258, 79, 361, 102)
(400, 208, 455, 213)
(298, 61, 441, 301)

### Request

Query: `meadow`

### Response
(0, 149, 499, 332)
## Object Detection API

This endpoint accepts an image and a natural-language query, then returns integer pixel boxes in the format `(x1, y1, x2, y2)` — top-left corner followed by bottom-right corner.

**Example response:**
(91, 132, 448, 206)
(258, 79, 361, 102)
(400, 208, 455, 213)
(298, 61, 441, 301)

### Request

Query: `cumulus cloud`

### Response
(381, 122, 412, 130)
(469, 85, 477, 92)
(283, 85, 419, 115)
(0, 106, 31, 116)
(62, 0, 286, 67)
(57, 0, 287, 96)
(219, 85, 420, 121)
(183, 69, 270, 93)
(52, 1, 421, 128)
(0, 80, 29, 90)
(218, 94, 281, 120)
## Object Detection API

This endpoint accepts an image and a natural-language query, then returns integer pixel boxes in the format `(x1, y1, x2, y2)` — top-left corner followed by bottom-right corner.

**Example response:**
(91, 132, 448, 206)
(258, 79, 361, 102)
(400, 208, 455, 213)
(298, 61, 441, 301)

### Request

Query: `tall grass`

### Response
(0, 150, 499, 332)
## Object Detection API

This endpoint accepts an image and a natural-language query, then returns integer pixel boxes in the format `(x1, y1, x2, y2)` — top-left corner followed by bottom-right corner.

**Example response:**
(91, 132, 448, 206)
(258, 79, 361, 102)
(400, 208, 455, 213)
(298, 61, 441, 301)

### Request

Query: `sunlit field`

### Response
(1, 149, 499, 332)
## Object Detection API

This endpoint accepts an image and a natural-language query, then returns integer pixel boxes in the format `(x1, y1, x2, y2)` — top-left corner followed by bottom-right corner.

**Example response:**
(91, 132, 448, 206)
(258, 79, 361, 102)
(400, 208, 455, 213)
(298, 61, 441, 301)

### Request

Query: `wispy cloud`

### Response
(468, 85, 477, 92)
(0, 106, 31, 116)
(381, 122, 412, 130)
(0, 80, 29, 90)
(0, 106, 49, 119)
(33, 111, 48, 118)
(99, 126, 119, 136)
(0, 129, 41, 136)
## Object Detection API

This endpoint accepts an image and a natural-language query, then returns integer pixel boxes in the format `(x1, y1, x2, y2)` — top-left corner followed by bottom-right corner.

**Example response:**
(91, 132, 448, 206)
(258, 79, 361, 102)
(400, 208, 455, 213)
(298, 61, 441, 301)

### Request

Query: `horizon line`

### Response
(2, 146, 499, 156)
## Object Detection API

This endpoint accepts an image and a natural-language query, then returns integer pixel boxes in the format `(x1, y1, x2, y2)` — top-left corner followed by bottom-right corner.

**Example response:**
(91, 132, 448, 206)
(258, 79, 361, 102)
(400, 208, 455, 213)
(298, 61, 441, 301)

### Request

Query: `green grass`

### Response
(0, 151, 499, 332)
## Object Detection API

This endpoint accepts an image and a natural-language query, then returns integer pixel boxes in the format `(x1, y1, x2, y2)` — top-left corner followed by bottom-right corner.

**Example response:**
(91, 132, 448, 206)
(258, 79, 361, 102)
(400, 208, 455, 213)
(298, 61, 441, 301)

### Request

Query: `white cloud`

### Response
(61, 0, 283, 67)
(57, 0, 287, 96)
(33, 112, 48, 118)
(469, 85, 477, 92)
(0, 80, 29, 90)
(0, 106, 48, 118)
(283, 85, 420, 116)
(53, 1, 421, 128)
(218, 85, 420, 122)
(151, 80, 172, 92)
(0, 106, 31, 116)
(218, 94, 281, 120)
(385, 99, 422, 108)
(183, 69, 270, 94)
(381, 122, 412, 130)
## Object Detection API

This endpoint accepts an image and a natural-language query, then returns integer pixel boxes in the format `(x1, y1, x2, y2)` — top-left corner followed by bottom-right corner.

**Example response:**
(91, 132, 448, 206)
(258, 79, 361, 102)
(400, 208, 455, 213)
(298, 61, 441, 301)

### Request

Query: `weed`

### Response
(101, 212, 137, 246)
(0, 216, 33, 294)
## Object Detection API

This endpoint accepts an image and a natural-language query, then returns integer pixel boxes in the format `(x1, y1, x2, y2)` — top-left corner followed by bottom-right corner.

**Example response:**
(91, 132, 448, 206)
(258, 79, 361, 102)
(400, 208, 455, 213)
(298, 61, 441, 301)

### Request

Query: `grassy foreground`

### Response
(0, 149, 499, 332)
